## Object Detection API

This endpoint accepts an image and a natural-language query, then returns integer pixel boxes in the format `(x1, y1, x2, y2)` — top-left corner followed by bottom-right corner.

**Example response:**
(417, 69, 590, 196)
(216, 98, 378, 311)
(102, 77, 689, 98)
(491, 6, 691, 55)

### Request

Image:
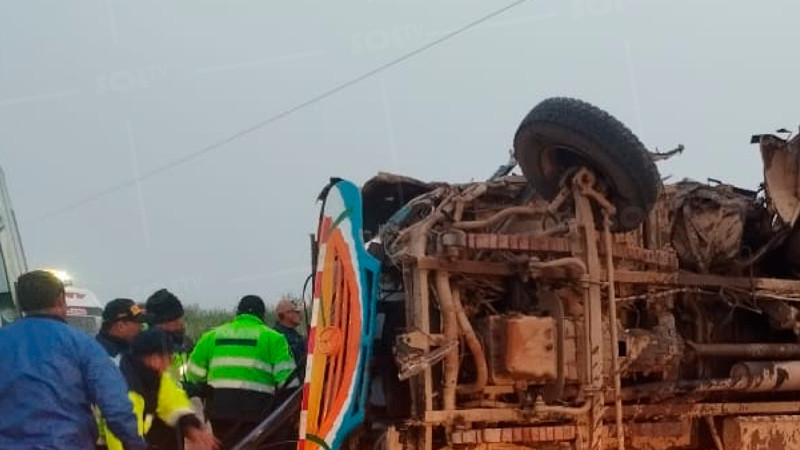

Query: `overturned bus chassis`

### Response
(276, 98, 800, 450)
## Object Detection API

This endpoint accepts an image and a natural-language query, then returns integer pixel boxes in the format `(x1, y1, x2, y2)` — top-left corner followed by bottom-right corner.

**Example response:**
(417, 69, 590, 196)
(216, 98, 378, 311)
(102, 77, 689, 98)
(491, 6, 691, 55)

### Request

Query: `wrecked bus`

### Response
(244, 97, 800, 450)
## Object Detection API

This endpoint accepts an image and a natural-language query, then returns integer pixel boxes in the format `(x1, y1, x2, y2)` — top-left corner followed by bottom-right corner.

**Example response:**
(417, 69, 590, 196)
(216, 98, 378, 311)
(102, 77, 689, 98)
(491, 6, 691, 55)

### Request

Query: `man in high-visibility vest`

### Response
(187, 295, 298, 449)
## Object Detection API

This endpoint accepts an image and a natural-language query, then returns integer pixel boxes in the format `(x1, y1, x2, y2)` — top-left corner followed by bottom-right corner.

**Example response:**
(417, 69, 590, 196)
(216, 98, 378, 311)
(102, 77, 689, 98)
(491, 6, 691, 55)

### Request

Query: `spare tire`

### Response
(514, 97, 660, 232)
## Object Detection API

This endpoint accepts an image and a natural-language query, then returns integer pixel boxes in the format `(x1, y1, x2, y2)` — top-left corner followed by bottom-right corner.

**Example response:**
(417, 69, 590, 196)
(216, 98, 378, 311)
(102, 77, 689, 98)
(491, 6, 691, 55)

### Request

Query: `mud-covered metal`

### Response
(757, 133, 800, 226)
(350, 163, 800, 449)
(722, 415, 800, 450)
(309, 106, 800, 449)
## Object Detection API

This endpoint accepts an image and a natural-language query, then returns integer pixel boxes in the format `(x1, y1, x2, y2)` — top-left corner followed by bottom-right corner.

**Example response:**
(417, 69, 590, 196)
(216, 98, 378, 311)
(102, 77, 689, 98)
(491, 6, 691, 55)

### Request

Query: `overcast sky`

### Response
(1, 0, 798, 310)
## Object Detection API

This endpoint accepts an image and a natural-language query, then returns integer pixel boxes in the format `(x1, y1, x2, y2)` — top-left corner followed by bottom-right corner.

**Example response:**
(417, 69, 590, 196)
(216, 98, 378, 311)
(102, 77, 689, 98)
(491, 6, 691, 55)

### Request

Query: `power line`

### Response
(31, 0, 533, 223)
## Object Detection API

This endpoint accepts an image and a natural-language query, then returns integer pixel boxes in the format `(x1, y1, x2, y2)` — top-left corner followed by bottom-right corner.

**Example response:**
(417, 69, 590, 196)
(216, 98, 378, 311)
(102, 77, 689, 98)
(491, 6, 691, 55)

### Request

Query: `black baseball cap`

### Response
(102, 298, 146, 323)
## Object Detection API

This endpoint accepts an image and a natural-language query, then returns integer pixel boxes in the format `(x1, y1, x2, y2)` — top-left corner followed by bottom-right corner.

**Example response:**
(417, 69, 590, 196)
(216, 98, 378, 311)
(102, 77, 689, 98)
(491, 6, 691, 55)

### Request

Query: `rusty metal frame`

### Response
(422, 401, 800, 425)
(571, 171, 606, 450)
(415, 257, 800, 299)
(602, 212, 625, 450)
(461, 233, 678, 270)
(391, 165, 800, 450)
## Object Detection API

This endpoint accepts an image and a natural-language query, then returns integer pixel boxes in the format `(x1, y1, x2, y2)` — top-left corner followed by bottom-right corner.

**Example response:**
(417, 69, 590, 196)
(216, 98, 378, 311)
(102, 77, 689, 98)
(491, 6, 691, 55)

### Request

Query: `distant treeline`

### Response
(183, 294, 306, 340)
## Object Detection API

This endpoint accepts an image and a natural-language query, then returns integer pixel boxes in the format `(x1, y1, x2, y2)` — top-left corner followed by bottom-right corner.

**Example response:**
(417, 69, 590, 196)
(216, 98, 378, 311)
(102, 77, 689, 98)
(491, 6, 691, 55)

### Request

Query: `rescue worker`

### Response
(0, 270, 147, 450)
(274, 298, 307, 369)
(103, 328, 219, 450)
(187, 295, 298, 449)
(146, 288, 194, 385)
(145, 289, 197, 446)
(97, 298, 146, 364)
(95, 298, 146, 449)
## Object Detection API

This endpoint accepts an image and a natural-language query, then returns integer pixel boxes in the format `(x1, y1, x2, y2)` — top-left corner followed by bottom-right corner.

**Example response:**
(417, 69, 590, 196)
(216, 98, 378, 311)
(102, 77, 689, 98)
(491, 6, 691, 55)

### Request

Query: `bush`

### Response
(183, 304, 234, 341)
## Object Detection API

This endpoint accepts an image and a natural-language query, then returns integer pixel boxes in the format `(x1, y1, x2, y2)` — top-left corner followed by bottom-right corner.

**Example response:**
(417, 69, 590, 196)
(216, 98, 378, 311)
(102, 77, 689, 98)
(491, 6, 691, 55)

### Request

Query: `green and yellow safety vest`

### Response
(187, 314, 297, 395)
(104, 370, 196, 450)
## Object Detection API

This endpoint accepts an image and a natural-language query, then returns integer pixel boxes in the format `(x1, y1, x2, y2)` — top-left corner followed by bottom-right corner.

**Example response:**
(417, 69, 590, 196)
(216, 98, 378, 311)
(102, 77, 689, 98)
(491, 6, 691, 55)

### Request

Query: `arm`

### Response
(186, 330, 212, 385)
(155, 372, 196, 426)
(266, 332, 298, 387)
(82, 338, 147, 450)
(157, 373, 220, 450)
(105, 393, 145, 450)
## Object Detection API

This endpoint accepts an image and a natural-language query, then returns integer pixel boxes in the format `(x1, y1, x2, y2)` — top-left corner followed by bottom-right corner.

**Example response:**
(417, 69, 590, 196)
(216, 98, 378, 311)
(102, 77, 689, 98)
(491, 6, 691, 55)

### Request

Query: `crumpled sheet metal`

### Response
(669, 181, 751, 273)
(759, 133, 800, 226)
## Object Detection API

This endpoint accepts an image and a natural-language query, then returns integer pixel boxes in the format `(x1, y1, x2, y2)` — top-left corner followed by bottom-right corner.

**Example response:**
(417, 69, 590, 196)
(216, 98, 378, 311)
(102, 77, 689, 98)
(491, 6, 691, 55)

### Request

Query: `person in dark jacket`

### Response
(0, 270, 147, 450)
(146, 289, 194, 384)
(274, 298, 307, 369)
(145, 289, 199, 446)
(95, 298, 146, 449)
(96, 298, 145, 364)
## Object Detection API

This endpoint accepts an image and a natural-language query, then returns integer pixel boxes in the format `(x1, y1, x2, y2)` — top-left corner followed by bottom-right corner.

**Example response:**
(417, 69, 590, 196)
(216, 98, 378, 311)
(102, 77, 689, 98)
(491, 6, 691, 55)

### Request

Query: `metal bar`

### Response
(621, 401, 800, 420)
(407, 206, 443, 450)
(574, 185, 605, 450)
(434, 271, 459, 412)
(423, 402, 800, 425)
(453, 287, 488, 395)
(690, 342, 800, 359)
(620, 362, 800, 401)
(230, 386, 303, 450)
(452, 205, 549, 230)
(618, 379, 738, 401)
(705, 416, 725, 450)
(730, 361, 800, 391)
(603, 214, 625, 450)
(416, 257, 517, 276)
(416, 258, 800, 301)
(613, 270, 800, 293)
(613, 270, 800, 298)
(462, 233, 679, 269)
(424, 401, 800, 426)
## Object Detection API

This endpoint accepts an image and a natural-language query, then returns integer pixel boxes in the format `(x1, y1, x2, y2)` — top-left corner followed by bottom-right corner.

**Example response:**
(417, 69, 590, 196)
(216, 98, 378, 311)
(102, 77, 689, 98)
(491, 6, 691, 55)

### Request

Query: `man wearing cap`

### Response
(97, 298, 145, 364)
(95, 298, 146, 449)
(187, 295, 298, 449)
(0, 270, 147, 450)
(274, 298, 307, 368)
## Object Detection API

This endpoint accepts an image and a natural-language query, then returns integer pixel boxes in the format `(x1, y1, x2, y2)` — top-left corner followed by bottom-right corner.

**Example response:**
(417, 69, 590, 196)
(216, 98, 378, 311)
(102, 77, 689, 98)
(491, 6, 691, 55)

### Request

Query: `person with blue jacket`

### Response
(0, 270, 147, 450)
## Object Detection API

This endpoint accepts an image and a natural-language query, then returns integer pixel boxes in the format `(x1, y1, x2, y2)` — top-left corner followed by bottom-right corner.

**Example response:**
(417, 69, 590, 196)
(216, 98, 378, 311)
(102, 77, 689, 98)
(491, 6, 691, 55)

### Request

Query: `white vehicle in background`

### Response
(65, 287, 104, 335)
(0, 167, 27, 326)
(0, 167, 103, 333)
(48, 270, 104, 335)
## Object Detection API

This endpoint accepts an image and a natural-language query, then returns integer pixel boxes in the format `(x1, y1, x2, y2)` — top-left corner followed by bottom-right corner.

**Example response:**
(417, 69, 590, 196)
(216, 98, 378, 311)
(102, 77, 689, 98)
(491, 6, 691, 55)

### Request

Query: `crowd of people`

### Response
(0, 270, 308, 450)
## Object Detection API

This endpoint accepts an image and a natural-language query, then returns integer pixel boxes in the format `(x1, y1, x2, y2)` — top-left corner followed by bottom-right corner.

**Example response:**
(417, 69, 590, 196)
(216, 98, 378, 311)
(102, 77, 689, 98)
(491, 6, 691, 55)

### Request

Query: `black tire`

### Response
(513, 97, 660, 232)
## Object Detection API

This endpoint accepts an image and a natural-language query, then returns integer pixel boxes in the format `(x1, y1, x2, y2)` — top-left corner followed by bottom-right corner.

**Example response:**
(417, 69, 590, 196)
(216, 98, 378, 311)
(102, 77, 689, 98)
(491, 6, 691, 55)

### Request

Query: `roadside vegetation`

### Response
(183, 293, 306, 340)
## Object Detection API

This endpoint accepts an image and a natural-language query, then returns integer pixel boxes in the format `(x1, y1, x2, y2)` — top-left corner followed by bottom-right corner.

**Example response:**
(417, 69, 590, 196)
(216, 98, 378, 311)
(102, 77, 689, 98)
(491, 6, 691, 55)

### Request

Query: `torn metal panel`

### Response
(757, 133, 800, 226)
(669, 181, 753, 273)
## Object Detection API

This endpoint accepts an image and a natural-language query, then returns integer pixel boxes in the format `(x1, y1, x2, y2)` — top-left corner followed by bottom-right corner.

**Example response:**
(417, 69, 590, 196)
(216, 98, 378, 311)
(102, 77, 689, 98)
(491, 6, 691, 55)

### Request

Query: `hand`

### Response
(185, 426, 220, 450)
